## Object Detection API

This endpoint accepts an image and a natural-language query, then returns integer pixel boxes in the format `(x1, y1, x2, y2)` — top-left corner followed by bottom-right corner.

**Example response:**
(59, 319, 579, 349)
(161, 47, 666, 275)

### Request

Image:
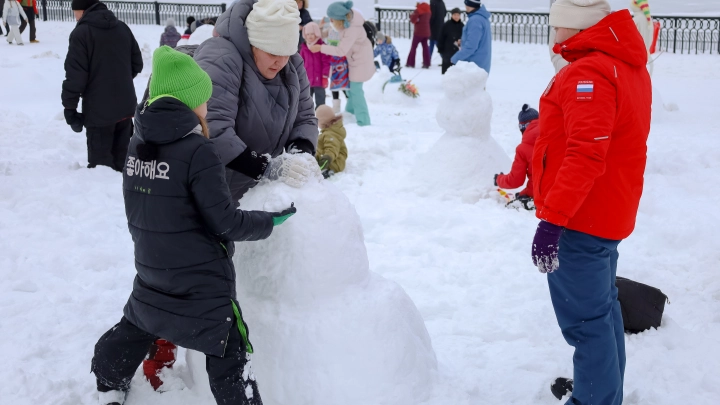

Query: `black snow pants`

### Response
(92, 316, 263, 405)
(441, 56, 454, 75)
(19, 7, 35, 41)
(85, 118, 132, 171)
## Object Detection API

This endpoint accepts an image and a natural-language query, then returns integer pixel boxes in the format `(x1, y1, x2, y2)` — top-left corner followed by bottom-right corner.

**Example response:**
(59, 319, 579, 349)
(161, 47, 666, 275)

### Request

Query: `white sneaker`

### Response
(98, 390, 125, 405)
(332, 99, 341, 114)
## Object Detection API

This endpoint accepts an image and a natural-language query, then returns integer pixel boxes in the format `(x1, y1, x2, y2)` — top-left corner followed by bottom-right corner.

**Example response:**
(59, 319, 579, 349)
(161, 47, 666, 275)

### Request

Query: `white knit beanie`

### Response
(549, 0, 611, 30)
(246, 0, 301, 56)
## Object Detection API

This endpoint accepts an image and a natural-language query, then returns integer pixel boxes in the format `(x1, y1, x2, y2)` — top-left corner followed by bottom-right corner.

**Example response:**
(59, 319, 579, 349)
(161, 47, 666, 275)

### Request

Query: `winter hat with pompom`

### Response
(549, 0, 611, 30)
(518, 104, 539, 132)
(327, 1, 354, 21)
(149, 46, 212, 110)
(246, 0, 301, 56)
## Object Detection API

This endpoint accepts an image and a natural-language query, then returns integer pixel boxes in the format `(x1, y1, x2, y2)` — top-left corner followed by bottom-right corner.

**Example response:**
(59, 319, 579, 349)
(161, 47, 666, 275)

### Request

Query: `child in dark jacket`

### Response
(495, 104, 540, 198)
(159, 18, 181, 48)
(315, 105, 348, 178)
(91, 46, 296, 405)
(374, 32, 401, 73)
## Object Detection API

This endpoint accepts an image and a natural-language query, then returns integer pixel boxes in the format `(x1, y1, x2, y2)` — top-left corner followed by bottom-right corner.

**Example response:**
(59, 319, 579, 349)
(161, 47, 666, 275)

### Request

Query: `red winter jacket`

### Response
(533, 10, 652, 240)
(411, 3, 432, 38)
(497, 120, 539, 197)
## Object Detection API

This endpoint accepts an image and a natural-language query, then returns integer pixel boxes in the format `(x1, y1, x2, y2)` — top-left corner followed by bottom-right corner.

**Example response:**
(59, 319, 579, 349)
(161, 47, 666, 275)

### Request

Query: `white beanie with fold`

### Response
(246, 0, 301, 56)
(549, 0, 611, 30)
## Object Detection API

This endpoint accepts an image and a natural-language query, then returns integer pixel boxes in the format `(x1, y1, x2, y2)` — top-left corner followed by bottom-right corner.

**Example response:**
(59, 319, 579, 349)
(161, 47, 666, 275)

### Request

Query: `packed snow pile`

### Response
(409, 62, 510, 202)
(365, 69, 420, 106)
(187, 175, 438, 405)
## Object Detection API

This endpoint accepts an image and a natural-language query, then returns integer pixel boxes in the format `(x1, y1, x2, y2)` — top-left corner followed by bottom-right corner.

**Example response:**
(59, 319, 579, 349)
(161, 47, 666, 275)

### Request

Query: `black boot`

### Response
(550, 377, 573, 400)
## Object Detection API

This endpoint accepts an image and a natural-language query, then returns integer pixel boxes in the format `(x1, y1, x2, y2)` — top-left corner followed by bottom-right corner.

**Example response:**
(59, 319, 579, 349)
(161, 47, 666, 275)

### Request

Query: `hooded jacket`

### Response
(193, 0, 318, 199)
(429, 0, 447, 41)
(451, 5, 492, 74)
(497, 120, 539, 197)
(61, 3, 143, 127)
(533, 10, 652, 240)
(316, 120, 348, 173)
(300, 39, 331, 88)
(160, 24, 181, 48)
(410, 2, 432, 39)
(122, 97, 274, 357)
(319, 8, 375, 83)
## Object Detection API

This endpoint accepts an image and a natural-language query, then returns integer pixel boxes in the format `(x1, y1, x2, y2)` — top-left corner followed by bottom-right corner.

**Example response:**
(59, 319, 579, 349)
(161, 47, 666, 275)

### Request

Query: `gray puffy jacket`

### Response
(194, 0, 318, 199)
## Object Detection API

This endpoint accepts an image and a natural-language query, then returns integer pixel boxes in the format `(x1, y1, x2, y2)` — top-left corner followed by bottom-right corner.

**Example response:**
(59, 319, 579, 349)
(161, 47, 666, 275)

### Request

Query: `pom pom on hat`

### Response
(149, 46, 213, 111)
(549, 0, 611, 30)
(518, 104, 539, 125)
(246, 0, 301, 56)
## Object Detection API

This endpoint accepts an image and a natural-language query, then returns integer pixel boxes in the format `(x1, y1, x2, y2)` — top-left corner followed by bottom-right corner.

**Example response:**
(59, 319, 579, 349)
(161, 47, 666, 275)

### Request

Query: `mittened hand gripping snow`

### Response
(532, 220, 563, 273)
(265, 153, 321, 188)
(271, 203, 297, 226)
(63, 109, 84, 133)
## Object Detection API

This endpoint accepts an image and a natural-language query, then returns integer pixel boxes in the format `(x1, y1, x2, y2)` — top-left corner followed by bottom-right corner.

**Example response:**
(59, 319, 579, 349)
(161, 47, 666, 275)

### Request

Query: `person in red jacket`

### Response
(530, 0, 651, 403)
(406, 1, 431, 69)
(495, 104, 539, 198)
(18, 0, 38, 43)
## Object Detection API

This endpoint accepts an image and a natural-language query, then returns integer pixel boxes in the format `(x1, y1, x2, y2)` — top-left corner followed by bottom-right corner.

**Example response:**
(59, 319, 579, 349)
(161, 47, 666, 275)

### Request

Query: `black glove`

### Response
(226, 149, 270, 181)
(286, 139, 315, 155)
(64, 109, 84, 133)
(494, 173, 502, 187)
(317, 154, 332, 170)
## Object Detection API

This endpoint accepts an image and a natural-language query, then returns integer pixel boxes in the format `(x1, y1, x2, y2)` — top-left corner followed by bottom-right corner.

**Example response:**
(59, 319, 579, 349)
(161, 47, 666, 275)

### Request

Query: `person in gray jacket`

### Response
(194, 0, 319, 202)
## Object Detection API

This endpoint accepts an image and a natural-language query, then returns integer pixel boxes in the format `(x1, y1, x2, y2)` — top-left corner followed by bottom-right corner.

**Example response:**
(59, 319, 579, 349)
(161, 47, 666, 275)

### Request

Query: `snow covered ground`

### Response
(1, 21, 720, 405)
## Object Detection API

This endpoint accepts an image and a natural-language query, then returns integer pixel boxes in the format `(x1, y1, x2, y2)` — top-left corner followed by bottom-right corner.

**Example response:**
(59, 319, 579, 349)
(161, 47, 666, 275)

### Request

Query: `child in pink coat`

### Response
(300, 22, 331, 109)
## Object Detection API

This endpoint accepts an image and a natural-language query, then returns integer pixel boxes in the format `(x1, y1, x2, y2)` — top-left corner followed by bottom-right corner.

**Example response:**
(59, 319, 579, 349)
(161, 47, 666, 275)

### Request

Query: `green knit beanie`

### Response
(149, 46, 212, 110)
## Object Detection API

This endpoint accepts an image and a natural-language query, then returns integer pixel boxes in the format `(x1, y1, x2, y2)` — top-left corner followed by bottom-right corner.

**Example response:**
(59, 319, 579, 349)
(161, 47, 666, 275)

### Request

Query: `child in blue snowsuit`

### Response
(374, 32, 400, 73)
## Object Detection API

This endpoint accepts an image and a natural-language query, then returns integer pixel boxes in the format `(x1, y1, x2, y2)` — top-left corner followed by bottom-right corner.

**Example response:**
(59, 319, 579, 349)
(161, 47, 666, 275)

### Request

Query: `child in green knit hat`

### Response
(91, 45, 296, 405)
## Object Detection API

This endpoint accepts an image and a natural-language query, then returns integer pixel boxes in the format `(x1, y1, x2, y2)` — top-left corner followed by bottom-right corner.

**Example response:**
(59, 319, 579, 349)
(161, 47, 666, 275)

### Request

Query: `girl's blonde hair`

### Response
(198, 115, 211, 139)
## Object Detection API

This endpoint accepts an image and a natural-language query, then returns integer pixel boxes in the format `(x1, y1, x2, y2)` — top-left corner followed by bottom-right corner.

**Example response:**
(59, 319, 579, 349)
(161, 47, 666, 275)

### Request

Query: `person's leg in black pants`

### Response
(92, 317, 158, 397)
(112, 119, 133, 171)
(85, 125, 115, 169)
(311, 87, 326, 108)
(441, 56, 453, 75)
(20, 7, 35, 41)
(206, 318, 263, 405)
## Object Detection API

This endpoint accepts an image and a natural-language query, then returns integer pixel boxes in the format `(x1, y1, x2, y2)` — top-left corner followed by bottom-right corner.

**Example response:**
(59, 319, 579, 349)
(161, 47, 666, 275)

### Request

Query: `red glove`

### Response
(322, 77, 329, 88)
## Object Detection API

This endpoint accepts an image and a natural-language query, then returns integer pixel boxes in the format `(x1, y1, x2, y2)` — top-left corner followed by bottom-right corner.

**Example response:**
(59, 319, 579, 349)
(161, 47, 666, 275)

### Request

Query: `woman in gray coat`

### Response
(194, 0, 320, 201)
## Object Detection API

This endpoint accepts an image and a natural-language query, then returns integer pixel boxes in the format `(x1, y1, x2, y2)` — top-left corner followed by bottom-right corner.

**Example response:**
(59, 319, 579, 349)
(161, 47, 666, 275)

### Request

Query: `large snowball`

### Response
(188, 176, 438, 405)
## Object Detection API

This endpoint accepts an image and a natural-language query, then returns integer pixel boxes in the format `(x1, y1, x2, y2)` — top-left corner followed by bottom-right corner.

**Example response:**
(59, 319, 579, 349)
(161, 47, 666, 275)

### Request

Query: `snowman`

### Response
(187, 169, 438, 405)
(410, 62, 510, 202)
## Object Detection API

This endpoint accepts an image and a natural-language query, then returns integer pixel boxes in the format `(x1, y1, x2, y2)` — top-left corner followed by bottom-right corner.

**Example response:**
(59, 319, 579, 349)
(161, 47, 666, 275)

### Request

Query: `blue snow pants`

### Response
(548, 229, 625, 405)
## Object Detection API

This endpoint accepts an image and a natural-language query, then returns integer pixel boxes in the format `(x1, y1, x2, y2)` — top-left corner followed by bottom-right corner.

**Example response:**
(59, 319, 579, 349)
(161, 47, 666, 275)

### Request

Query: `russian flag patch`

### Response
(577, 81, 594, 101)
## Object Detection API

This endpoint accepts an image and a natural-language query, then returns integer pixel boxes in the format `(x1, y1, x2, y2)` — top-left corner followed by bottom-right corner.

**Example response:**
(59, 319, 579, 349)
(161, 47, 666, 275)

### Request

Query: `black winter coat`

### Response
(437, 19, 464, 59)
(122, 97, 274, 357)
(62, 3, 143, 128)
(430, 0, 447, 41)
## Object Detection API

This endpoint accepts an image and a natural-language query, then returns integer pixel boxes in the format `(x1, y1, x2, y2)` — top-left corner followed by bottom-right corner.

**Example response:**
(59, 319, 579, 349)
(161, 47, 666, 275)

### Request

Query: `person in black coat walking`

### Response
(429, 0, 447, 58)
(62, 0, 142, 171)
(437, 8, 464, 74)
(92, 46, 297, 405)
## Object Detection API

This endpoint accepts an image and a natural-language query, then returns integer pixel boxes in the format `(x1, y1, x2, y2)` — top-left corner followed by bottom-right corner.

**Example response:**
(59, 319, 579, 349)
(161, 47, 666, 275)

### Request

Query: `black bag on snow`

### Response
(363, 21, 378, 47)
(616, 276, 668, 334)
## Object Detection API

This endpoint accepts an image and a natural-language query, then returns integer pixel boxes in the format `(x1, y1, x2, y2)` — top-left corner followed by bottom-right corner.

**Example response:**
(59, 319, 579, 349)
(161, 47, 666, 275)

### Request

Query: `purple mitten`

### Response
(532, 221, 564, 273)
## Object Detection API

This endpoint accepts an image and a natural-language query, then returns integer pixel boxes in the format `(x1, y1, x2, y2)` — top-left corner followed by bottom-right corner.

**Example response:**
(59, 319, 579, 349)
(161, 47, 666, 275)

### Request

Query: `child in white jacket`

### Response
(3, 0, 28, 45)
